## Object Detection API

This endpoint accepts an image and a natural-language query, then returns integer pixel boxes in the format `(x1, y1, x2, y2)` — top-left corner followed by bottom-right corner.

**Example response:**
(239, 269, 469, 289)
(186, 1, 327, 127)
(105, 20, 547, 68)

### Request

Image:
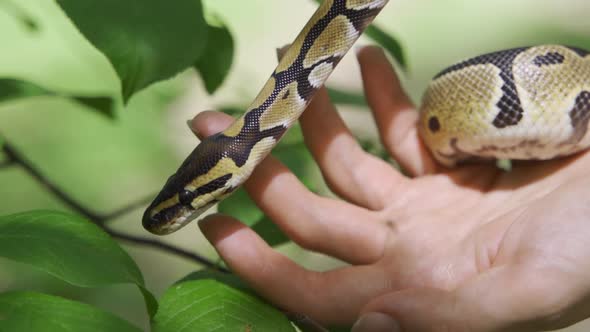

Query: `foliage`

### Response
(195, 19, 235, 94)
(153, 271, 295, 332)
(0, 292, 143, 332)
(6, 0, 587, 331)
(0, 78, 114, 117)
(0, 0, 404, 330)
(56, 0, 209, 103)
(0, 210, 144, 287)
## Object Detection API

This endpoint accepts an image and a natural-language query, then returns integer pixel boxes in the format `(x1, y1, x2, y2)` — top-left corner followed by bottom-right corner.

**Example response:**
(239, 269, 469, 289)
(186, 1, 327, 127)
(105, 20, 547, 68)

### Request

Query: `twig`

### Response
(99, 195, 155, 222)
(3, 142, 155, 222)
(1, 137, 329, 331)
(107, 229, 230, 272)
(0, 159, 14, 168)
(0, 138, 222, 270)
(3, 142, 104, 221)
(287, 313, 330, 332)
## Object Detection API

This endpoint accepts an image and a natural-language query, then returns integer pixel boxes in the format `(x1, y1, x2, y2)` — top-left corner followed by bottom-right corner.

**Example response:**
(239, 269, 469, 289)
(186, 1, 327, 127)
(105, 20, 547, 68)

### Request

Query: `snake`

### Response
(143, 0, 590, 235)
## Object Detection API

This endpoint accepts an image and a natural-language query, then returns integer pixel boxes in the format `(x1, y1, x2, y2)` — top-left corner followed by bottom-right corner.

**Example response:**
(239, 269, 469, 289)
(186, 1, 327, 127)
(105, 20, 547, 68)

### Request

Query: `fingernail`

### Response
(187, 119, 200, 137)
(352, 312, 401, 332)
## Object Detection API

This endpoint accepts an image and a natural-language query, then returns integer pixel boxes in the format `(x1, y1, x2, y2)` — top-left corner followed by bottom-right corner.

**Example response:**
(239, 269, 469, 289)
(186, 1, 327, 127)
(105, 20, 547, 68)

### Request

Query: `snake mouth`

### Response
(142, 199, 218, 235)
(142, 214, 187, 235)
(142, 206, 187, 235)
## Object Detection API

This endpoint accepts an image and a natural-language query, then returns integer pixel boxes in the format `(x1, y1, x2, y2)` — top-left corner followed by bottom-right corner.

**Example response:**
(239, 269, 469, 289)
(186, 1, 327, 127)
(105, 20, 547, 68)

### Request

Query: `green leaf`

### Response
(195, 19, 234, 94)
(0, 210, 143, 287)
(153, 276, 295, 332)
(359, 138, 390, 161)
(0, 79, 47, 100)
(139, 286, 159, 319)
(217, 193, 289, 247)
(179, 269, 253, 294)
(180, 272, 331, 332)
(0, 0, 39, 32)
(219, 105, 244, 116)
(326, 87, 367, 107)
(0, 210, 158, 317)
(280, 123, 305, 146)
(251, 216, 289, 247)
(0, 79, 115, 117)
(56, 0, 208, 102)
(496, 159, 512, 172)
(218, 188, 263, 227)
(0, 291, 141, 332)
(71, 96, 115, 116)
(273, 142, 318, 191)
(217, 191, 289, 246)
(365, 25, 407, 70)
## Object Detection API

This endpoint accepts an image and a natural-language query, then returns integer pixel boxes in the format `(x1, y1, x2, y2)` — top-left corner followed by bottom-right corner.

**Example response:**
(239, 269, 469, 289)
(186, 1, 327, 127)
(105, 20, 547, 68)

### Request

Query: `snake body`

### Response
(143, 0, 389, 234)
(420, 45, 590, 166)
(143, 0, 590, 235)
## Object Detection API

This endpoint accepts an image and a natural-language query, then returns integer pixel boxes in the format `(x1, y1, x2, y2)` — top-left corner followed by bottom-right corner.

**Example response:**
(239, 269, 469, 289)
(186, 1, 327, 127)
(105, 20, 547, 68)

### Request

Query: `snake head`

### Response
(142, 120, 275, 235)
(418, 104, 461, 167)
(142, 133, 237, 235)
(419, 59, 504, 167)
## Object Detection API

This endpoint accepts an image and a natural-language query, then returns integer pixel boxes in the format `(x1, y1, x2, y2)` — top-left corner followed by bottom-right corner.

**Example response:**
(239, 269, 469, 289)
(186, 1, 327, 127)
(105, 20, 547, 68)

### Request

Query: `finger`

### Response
(355, 264, 579, 332)
(300, 87, 408, 210)
(199, 214, 392, 326)
(244, 155, 389, 264)
(191, 111, 389, 264)
(357, 46, 438, 176)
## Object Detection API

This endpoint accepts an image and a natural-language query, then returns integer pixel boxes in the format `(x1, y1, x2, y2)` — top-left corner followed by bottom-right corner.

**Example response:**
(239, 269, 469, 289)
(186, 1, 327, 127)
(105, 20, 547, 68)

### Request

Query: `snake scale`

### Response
(143, 0, 590, 235)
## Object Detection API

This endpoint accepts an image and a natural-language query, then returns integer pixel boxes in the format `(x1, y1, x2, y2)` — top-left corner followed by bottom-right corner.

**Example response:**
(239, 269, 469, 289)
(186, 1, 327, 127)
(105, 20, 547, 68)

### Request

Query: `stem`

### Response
(1, 136, 329, 331)
(3, 143, 104, 221)
(0, 159, 14, 168)
(107, 229, 230, 273)
(0, 138, 222, 270)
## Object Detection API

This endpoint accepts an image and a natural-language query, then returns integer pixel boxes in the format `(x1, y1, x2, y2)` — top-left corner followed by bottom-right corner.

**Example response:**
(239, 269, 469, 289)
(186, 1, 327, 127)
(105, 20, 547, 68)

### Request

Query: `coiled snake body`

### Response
(143, 0, 590, 235)
(420, 45, 590, 167)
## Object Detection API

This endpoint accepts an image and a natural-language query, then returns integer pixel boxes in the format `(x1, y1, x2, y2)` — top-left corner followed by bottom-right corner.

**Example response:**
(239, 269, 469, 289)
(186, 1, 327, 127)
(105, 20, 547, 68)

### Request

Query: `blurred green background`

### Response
(1, 0, 589, 330)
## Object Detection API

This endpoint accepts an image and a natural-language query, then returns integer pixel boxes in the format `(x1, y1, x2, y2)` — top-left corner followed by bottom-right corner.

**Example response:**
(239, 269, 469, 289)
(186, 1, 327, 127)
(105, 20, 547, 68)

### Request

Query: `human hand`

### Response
(190, 46, 590, 331)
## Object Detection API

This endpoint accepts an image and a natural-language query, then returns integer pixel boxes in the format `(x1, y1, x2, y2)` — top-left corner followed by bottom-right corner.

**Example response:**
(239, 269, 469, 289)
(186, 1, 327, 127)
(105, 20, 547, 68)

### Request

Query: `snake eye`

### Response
(178, 190, 194, 206)
(428, 116, 441, 133)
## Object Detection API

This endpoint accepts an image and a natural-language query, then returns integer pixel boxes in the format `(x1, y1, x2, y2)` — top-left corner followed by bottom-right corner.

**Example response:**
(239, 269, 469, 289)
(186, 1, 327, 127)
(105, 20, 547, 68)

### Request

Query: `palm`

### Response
(375, 153, 590, 291)
(193, 46, 590, 328)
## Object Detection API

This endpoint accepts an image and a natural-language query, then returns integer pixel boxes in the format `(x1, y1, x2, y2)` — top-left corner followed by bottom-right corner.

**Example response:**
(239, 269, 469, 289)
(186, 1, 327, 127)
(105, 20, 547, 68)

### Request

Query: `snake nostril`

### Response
(142, 211, 160, 233)
(428, 116, 441, 133)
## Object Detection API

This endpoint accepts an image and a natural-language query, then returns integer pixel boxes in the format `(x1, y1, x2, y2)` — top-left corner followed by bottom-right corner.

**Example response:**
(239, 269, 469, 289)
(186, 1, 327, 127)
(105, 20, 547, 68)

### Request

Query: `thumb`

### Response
(353, 265, 577, 332)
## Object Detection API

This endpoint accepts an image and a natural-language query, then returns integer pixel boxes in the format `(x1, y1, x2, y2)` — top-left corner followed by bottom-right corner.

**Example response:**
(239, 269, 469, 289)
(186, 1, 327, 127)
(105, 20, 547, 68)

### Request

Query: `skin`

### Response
(190, 46, 590, 331)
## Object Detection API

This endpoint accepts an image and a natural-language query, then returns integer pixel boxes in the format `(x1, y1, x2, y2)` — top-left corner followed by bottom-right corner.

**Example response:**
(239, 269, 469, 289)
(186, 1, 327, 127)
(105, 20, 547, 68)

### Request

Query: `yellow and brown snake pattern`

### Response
(144, 0, 590, 235)
(143, 0, 389, 234)
(420, 45, 590, 166)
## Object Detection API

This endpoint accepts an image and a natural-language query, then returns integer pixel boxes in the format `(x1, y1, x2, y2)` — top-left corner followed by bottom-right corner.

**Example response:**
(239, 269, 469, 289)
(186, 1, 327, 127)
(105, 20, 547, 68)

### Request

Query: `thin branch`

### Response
(3, 142, 104, 221)
(0, 159, 15, 168)
(1, 137, 328, 331)
(99, 195, 155, 222)
(108, 229, 230, 272)
(3, 142, 156, 222)
(287, 313, 330, 332)
(0, 138, 222, 270)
